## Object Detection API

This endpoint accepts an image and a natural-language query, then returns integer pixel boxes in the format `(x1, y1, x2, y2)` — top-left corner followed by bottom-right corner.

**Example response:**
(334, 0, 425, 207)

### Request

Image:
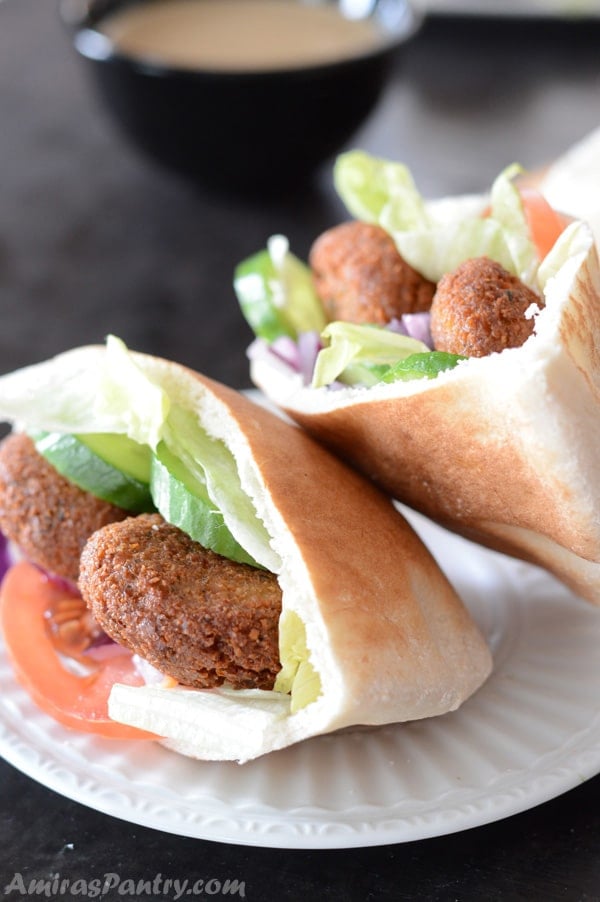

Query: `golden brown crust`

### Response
(266, 230, 600, 604)
(180, 370, 491, 714)
(310, 221, 436, 324)
(430, 257, 542, 357)
(0, 433, 127, 582)
(79, 513, 282, 690)
(0, 344, 492, 751)
(287, 383, 578, 549)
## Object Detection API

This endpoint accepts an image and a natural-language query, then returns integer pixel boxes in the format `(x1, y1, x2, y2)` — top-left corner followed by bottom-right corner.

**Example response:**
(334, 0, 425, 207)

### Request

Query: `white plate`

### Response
(1, 508, 600, 849)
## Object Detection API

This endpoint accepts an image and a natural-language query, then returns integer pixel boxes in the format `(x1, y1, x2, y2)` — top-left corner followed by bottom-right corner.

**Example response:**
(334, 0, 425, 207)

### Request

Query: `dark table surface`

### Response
(2, 2, 600, 899)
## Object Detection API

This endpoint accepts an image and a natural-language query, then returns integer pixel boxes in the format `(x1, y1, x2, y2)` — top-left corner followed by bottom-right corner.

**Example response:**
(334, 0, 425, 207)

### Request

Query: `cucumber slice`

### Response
(234, 249, 295, 343)
(234, 240, 326, 343)
(33, 432, 155, 513)
(151, 442, 258, 567)
(77, 433, 152, 483)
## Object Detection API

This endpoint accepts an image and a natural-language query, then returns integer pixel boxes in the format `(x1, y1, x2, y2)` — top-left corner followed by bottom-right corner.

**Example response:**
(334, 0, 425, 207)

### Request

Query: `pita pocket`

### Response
(239, 149, 600, 605)
(0, 339, 491, 762)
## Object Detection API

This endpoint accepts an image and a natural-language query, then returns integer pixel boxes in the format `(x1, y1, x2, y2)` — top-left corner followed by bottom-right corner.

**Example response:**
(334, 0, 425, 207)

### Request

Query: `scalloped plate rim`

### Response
(2, 507, 600, 848)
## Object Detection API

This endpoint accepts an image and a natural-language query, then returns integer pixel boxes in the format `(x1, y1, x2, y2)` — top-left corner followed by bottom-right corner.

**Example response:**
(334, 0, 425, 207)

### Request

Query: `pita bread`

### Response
(0, 342, 491, 762)
(538, 127, 600, 245)
(252, 219, 600, 605)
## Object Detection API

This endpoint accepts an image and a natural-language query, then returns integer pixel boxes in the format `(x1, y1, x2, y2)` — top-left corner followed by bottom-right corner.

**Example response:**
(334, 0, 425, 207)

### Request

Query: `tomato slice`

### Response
(519, 187, 568, 260)
(0, 561, 157, 740)
(481, 186, 568, 261)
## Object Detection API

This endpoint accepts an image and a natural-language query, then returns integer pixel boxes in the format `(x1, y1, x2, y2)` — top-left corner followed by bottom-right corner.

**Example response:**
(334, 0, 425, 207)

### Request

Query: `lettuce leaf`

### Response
(334, 151, 539, 286)
(160, 405, 270, 567)
(0, 336, 274, 569)
(97, 335, 171, 449)
(275, 610, 321, 712)
(333, 151, 429, 230)
(537, 219, 592, 289)
(311, 322, 429, 388)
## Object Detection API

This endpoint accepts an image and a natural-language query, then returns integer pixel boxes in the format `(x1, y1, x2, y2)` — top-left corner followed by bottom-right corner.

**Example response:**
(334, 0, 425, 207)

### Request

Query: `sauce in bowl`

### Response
(97, 0, 386, 71)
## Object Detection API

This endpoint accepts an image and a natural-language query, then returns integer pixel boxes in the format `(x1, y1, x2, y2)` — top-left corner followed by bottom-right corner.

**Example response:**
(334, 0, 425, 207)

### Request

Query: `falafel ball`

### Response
(79, 513, 282, 691)
(0, 433, 129, 582)
(429, 257, 543, 358)
(310, 221, 436, 325)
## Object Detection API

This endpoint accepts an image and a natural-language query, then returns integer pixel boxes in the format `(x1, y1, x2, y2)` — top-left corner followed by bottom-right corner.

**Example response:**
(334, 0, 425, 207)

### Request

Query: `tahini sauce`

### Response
(98, 0, 385, 71)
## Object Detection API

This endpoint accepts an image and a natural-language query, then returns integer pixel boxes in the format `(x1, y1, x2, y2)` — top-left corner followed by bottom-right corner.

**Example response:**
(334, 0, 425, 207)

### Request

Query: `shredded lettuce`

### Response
(275, 610, 321, 712)
(237, 154, 554, 391)
(234, 235, 326, 342)
(334, 151, 540, 286)
(333, 150, 429, 230)
(97, 335, 170, 449)
(160, 405, 271, 567)
(537, 219, 592, 290)
(311, 322, 429, 388)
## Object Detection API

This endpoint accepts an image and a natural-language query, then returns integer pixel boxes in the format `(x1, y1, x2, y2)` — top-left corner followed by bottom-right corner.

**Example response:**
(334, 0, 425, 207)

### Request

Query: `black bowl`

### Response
(59, 0, 421, 196)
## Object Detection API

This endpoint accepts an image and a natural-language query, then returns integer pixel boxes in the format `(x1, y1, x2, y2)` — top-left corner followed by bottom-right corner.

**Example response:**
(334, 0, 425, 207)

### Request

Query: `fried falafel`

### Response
(429, 257, 543, 358)
(79, 513, 282, 690)
(0, 433, 128, 582)
(310, 221, 436, 325)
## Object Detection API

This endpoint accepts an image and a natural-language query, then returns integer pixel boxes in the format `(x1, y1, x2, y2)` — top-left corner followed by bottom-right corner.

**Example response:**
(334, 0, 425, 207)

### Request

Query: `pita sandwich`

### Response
(240, 145, 600, 605)
(0, 338, 491, 762)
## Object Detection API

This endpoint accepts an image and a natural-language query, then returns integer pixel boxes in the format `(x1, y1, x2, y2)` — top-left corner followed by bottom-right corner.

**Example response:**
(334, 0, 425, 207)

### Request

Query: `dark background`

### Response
(1, 2, 600, 898)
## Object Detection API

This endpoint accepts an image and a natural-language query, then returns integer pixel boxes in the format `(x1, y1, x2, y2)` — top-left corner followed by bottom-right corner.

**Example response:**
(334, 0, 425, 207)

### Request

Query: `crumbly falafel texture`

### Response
(0, 343, 491, 761)
(251, 221, 600, 606)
